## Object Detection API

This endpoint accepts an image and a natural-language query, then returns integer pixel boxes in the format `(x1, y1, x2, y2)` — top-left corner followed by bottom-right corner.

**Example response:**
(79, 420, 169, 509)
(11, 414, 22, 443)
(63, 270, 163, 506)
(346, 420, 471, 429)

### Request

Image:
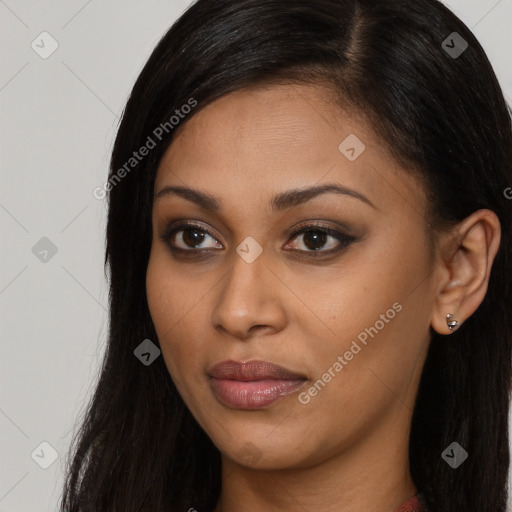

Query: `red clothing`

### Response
(395, 492, 426, 511)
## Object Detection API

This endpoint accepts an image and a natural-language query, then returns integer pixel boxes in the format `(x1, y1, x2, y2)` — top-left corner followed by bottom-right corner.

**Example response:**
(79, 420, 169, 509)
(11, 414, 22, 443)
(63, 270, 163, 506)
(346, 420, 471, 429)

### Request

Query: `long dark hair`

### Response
(60, 1, 512, 510)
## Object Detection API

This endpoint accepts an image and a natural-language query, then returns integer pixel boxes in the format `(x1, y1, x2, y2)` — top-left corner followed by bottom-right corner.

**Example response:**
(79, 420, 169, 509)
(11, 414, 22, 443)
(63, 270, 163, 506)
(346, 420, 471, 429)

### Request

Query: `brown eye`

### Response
(159, 221, 356, 259)
(176, 227, 212, 249)
(294, 230, 330, 251)
(284, 225, 356, 257)
(159, 222, 222, 251)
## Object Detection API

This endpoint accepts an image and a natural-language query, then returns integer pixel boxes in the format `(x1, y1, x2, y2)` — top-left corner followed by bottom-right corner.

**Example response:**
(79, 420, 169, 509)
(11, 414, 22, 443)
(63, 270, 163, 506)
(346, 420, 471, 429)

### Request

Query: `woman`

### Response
(60, 0, 512, 511)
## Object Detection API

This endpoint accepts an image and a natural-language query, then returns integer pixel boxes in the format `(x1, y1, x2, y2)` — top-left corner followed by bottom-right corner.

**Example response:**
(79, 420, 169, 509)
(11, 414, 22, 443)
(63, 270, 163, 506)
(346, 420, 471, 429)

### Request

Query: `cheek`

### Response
(146, 251, 200, 376)
(293, 227, 429, 343)
(146, 245, 208, 332)
(297, 226, 432, 378)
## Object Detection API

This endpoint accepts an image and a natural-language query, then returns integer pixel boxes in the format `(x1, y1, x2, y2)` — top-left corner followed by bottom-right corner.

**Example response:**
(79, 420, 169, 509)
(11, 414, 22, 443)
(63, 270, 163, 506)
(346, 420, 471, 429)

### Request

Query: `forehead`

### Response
(154, 84, 426, 217)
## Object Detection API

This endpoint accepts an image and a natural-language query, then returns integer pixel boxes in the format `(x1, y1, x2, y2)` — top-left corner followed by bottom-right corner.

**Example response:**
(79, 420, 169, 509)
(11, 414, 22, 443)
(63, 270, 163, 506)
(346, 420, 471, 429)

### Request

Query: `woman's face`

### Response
(146, 83, 438, 469)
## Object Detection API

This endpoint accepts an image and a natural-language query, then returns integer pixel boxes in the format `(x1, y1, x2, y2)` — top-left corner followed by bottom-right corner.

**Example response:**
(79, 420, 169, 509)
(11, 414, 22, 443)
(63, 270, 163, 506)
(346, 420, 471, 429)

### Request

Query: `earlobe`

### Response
(430, 209, 501, 336)
(431, 308, 463, 336)
(445, 313, 461, 331)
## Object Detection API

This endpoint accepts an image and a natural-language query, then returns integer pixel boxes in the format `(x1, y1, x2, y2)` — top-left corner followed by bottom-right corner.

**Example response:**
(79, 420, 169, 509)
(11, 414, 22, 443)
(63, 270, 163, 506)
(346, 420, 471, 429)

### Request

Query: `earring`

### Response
(446, 313, 461, 331)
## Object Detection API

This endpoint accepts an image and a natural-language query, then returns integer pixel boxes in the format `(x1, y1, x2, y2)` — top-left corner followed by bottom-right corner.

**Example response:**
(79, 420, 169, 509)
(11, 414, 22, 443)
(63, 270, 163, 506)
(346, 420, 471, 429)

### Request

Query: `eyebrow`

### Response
(154, 182, 376, 211)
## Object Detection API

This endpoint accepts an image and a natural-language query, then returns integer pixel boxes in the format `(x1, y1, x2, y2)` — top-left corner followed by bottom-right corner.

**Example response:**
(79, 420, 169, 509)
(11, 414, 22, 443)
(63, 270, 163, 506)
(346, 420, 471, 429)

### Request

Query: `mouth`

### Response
(208, 359, 307, 410)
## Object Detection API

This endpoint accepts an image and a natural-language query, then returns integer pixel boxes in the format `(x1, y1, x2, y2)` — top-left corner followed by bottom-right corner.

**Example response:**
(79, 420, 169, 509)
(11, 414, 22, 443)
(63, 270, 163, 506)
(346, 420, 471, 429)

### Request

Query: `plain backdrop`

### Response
(1, 1, 511, 510)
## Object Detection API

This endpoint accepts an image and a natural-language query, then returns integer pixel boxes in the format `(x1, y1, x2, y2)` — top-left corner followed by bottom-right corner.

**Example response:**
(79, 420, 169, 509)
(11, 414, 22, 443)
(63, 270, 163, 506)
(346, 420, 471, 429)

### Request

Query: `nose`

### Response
(210, 249, 288, 340)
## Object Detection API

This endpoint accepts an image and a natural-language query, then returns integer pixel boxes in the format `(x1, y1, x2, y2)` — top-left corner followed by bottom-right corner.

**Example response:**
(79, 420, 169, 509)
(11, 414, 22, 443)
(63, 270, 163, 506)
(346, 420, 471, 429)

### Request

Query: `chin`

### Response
(208, 423, 325, 470)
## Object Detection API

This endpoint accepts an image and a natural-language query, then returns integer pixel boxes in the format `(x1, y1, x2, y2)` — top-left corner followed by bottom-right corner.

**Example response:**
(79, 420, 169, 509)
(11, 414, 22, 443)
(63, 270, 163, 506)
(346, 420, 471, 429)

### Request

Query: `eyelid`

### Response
(159, 219, 356, 256)
(285, 222, 355, 256)
(158, 220, 219, 246)
(287, 219, 354, 237)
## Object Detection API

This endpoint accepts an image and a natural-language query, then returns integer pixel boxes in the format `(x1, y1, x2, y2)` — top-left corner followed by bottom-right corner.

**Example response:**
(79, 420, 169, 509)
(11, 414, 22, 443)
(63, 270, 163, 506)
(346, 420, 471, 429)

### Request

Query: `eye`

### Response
(159, 220, 356, 258)
(284, 223, 355, 257)
(160, 222, 222, 251)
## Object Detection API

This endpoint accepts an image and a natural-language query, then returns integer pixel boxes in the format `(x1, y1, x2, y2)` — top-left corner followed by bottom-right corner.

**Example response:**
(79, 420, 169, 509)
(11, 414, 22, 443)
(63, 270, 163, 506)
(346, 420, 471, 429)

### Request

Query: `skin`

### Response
(145, 83, 501, 512)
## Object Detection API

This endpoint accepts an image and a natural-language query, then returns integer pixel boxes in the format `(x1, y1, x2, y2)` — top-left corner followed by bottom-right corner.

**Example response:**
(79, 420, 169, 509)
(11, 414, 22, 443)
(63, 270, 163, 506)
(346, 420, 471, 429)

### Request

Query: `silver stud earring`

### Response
(446, 313, 461, 331)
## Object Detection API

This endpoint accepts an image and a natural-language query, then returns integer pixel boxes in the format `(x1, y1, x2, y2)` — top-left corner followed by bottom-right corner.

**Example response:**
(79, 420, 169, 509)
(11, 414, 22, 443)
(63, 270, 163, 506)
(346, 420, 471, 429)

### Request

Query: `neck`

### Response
(213, 413, 417, 512)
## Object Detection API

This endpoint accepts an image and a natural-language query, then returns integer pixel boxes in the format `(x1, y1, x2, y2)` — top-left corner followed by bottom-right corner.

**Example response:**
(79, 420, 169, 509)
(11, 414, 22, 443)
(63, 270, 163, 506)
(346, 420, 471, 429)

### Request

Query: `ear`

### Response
(430, 209, 501, 335)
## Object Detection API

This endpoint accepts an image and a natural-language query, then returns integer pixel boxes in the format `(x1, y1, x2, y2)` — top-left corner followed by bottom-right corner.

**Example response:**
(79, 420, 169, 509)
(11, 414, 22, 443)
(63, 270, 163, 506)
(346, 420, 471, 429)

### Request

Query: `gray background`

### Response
(0, 1, 511, 510)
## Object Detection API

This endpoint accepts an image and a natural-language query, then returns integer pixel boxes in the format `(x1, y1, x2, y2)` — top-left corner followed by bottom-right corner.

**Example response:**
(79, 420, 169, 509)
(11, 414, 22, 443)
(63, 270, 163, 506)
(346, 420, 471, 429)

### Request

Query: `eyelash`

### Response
(158, 221, 356, 259)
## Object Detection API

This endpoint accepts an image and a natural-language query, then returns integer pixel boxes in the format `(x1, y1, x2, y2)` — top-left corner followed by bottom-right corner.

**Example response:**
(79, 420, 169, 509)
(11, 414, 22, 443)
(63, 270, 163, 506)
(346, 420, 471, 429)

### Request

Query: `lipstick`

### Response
(208, 359, 307, 410)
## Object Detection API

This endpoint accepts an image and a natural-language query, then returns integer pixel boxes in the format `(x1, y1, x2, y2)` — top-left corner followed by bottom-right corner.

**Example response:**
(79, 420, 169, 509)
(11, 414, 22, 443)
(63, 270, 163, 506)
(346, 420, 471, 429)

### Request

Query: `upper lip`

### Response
(208, 359, 306, 381)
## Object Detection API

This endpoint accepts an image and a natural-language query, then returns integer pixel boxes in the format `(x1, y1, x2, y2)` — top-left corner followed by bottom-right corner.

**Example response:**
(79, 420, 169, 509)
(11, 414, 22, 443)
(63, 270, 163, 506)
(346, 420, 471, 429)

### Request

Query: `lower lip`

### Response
(210, 378, 306, 410)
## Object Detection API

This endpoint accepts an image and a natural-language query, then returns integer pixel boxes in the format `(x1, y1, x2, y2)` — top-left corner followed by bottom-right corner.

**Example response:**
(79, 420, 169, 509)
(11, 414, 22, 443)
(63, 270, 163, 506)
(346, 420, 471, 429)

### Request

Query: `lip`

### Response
(208, 359, 307, 410)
